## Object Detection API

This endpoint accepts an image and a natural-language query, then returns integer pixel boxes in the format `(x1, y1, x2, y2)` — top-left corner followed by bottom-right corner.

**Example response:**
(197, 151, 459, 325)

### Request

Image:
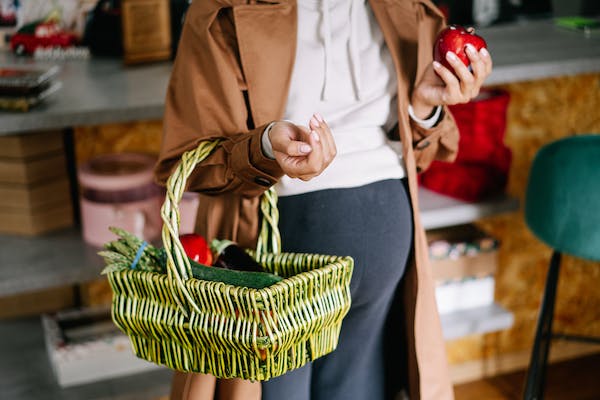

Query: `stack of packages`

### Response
(427, 224, 499, 315)
(0, 65, 62, 112)
(0, 130, 74, 235)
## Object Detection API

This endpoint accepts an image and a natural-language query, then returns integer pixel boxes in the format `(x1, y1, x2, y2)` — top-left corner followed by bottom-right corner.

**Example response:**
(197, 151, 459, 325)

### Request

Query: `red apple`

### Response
(180, 233, 213, 265)
(433, 25, 487, 72)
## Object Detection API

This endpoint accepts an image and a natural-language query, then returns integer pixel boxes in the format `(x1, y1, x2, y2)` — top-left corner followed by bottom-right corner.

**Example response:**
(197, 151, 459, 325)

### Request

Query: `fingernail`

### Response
(433, 61, 442, 69)
(480, 47, 490, 58)
(446, 51, 458, 61)
(314, 112, 324, 123)
(300, 144, 312, 154)
(310, 117, 320, 127)
(465, 44, 477, 55)
(311, 131, 320, 142)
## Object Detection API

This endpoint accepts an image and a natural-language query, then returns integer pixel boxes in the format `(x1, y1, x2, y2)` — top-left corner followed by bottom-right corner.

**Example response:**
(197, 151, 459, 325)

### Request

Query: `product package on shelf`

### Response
(427, 224, 499, 315)
(0, 130, 74, 235)
(0, 65, 62, 111)
(42, 306, 161, 387)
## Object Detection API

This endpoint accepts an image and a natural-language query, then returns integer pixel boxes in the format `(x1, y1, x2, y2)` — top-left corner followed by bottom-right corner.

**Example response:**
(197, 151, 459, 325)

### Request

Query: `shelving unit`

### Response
(418, 187, 518, 339)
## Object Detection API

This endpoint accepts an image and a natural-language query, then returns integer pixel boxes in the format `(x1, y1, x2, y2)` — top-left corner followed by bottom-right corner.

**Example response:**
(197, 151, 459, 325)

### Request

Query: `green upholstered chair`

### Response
(523, 134, 600, 399)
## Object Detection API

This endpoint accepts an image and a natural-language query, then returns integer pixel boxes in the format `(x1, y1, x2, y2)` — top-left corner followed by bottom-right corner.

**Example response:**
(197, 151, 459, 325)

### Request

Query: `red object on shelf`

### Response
(10, 21, 79, 56)
(419, 89, 512, 202)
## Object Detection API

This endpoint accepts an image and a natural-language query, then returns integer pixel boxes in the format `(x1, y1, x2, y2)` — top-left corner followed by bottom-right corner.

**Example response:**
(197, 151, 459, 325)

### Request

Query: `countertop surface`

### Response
(1, 18, 599, 135)
(480, 18, 600, 85)
(0, 56, 171, 135)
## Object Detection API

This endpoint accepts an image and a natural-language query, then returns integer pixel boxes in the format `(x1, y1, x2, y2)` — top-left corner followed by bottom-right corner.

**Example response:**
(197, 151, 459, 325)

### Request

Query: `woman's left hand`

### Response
(410, 43, 493, 119)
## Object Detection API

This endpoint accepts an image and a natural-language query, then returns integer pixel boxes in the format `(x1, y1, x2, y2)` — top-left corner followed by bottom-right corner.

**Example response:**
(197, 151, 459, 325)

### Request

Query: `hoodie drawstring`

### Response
(319, 0, 362, 101)
(348, 0, 361, 101)
(320, 0, 332, 100)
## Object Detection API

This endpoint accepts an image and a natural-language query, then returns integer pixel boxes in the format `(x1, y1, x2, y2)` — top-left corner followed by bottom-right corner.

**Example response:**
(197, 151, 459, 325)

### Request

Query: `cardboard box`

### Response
(0, 178, 71, 209)
(427, 224, 498, 282)
(0, 150, 67, 185)
(42, 307, 161, 387)
(0, 201, 73, 235)
(0, 130, 73, 234)
(0, 130, 64, 159)
(436, 276, 496, 315)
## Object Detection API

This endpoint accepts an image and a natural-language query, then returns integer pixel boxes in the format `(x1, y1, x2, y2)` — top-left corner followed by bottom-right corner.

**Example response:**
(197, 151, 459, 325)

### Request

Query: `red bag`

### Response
(419, 89, 512, 202)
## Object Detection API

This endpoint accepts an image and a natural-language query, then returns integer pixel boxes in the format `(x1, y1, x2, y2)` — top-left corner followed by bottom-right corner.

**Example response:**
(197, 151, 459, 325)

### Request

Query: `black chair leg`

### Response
(523, 251, 562, 400)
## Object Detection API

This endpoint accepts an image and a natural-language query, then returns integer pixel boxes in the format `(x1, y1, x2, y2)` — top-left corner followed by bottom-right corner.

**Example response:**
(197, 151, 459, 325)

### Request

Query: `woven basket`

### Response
(105, 140, 354, 381)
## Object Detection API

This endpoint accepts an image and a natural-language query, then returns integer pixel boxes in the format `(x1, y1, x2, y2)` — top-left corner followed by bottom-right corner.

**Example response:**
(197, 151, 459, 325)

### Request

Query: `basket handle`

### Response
(160, 140, 281, 315)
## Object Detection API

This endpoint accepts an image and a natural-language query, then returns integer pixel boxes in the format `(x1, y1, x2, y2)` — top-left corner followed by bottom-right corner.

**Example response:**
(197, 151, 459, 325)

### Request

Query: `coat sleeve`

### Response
(410, 0, 460, 172)
(154, 2, 283, 198)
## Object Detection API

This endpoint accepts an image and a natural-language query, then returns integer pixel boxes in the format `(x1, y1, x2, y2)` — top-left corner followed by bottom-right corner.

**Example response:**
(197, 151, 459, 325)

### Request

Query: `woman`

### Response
(155, 1, 492, 399)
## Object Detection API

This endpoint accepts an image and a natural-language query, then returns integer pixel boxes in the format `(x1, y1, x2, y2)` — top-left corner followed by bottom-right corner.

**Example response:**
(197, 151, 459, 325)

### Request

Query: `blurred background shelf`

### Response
(0, 228, 103, 297)
(441, 303, 515, 341)
(419, 187, 519, 230)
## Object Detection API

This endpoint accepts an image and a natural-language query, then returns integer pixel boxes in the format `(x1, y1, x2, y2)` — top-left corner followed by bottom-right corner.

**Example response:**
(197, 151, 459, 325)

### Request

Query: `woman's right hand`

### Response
(268, 113, 336, 181)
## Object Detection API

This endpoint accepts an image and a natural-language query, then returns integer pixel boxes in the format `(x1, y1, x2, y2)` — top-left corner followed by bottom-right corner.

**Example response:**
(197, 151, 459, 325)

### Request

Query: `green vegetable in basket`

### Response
(100, 227, 283, 289)
(188, 258, 283, 289)
(157, 246, 283, 289)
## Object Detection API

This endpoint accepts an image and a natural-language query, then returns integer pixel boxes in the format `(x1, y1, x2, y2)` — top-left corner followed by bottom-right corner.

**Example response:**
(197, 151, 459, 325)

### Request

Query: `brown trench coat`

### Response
(154, 0, 460, 399)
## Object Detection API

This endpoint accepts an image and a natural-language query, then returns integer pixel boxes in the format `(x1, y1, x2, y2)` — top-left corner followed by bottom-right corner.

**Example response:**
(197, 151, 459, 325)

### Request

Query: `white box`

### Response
(42, 306, 162, 387)
(435, 276, 495, 315)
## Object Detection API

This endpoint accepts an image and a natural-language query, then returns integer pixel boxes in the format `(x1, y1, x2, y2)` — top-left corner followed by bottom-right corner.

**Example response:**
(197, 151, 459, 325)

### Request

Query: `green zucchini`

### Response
(157, 248, 283, 289)
(189, 259, 283, 289)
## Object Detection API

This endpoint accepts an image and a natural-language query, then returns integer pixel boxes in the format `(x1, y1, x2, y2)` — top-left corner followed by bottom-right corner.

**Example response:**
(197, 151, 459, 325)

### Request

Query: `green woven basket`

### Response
(105, 140, 354, 381)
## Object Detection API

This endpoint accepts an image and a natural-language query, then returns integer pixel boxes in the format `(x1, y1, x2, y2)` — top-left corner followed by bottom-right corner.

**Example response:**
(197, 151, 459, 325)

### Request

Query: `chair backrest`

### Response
(525, 134, 600, 262)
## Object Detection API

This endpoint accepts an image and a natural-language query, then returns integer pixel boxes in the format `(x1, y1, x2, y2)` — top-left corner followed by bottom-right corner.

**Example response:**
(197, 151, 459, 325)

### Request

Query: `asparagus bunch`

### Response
(99, 227, 165, 275)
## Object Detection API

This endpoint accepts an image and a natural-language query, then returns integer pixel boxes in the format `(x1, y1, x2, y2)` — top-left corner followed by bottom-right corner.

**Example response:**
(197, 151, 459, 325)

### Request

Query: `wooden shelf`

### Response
(0, 228, 104, 297)
(419, 187, 520, 230)
(441, 303, 515, 341)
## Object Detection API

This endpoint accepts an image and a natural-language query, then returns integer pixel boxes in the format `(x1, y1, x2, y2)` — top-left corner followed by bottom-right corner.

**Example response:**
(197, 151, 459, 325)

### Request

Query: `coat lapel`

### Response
(233, 1, 296, 127)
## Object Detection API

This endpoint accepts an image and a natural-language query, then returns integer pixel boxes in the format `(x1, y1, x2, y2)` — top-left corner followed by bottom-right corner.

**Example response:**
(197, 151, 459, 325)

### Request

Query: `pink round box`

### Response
(77, 153, 199, 247)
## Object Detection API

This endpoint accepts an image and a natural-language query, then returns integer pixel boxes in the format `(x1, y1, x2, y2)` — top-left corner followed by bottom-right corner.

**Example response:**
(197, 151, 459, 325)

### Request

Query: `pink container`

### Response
(77, 153, 163, 247)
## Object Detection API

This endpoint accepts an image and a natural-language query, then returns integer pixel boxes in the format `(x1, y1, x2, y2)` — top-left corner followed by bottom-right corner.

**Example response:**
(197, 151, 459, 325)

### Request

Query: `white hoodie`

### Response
(270, 0, 439, 196)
